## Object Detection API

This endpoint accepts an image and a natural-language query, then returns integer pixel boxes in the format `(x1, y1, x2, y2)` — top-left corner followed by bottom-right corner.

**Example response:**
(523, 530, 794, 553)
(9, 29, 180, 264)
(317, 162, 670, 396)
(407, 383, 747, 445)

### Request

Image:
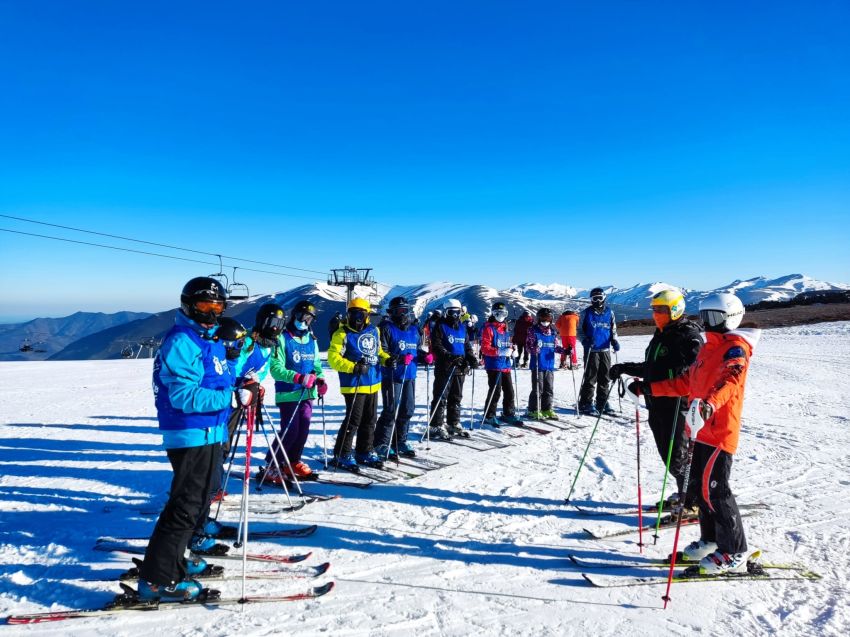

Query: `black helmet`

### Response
(292, 300, 317, 329)
(180, 277, 227, 325)
(590, 287, 606, 309)
(216, 316, 248, 360)
(537, 307, 554, 322)
(388, 296, 412, 327)
(254, 303, 286, 340)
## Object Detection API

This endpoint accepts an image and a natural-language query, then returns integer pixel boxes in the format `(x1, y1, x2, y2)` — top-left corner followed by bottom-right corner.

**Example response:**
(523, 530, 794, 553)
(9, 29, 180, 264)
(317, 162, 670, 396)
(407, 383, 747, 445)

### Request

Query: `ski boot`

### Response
(429, 425, 453, 440)
(356, 450, 385, 469)
(501, 413, 524, 426)
(332, 453, 359, 473)
(374, 444, 398, 461)
(201, 519, 234, 539)
(682, 539, 718, 562)
(259, 464, 286, 485)
(698, 550, 750, 575)
(542, 409, 560, 421)
(189, 534, 230, 556)
(599, 402, 618, 416)
(579, 404, 599, 417)
(397, 440, 416, 458)
(525, 410, 545, 420)
(447, 423, 470, 439)
(482, 416, 501, 428)
(136, 578, 215, 603)
(289, 461, 317, 480)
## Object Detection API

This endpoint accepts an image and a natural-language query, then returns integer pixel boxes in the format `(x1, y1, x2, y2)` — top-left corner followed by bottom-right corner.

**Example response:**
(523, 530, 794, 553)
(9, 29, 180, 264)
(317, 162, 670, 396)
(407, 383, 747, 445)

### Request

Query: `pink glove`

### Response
(294, 373, 316, 389)
(403, 354, 414, 366)
(316, 378, 328, 396)
(425, 353, 434, 365)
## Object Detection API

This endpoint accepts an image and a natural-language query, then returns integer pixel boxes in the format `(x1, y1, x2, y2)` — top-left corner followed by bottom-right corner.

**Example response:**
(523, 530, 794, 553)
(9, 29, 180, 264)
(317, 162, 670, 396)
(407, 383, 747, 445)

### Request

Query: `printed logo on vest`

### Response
(398, 340, 407, 351)
(293, 350, 302, 364)
(213, 356, 225, 375)
(358, 332, 378, 355)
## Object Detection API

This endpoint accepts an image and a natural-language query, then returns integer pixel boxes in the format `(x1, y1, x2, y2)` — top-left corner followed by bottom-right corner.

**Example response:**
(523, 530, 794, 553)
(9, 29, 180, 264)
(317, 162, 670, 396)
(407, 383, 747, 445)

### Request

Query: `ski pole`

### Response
(319, 395, 328, 469)
(419, 365, 457, 441)
(214, 406, 245, 521)
(425, 363, 431, 448)
(479, 369, 500, 428)
(468, 365, 476, 430)
(535, 350, 543, 419)
(258, 390, 306, 492)
(623, 377, 644, 553)
(335, 376, 362, 460)
(569, 356, 579, 418)
(662, 435, 697, 609)
(565, 380, 617, 503)
(257, 403, 298, 503)
(383, 363, 410, 461)
(653, 395, 683, 543)
(615, 352, 623, 414)
(237, 401, 255, 603)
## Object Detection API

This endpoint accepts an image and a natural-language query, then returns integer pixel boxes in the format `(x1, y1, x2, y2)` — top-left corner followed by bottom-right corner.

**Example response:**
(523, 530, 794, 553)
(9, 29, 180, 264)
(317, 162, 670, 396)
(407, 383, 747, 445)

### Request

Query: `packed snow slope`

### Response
(1, 322, 848, 636)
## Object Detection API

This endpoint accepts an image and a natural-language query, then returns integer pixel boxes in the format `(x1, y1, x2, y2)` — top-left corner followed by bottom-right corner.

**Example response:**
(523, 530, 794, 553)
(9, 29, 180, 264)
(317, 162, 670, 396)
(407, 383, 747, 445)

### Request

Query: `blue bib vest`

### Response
(153, 325, 233, 431)
(338, 325, 382, 389)
(585, 307, 614, 351)
(274, 332, 318, 394)
(530, 326, 556, 371)
(484, 323, 513, 371)
(240, 341, 271, 380)
(437, 322, 467, 357)
(384, 322, 419, 382)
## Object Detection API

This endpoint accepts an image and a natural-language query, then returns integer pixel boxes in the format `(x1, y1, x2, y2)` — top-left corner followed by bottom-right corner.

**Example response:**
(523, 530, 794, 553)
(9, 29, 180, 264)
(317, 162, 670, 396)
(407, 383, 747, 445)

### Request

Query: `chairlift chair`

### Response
(227, 267, 250, 301)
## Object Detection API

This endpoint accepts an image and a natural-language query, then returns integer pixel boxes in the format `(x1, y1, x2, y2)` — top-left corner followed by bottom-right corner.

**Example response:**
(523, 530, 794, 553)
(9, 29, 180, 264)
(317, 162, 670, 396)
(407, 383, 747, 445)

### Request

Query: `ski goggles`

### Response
(194, 300, 225, 315)
(493, 310, 509, 321)
(652, 305, 671, 315)
(295, 311, 315, 325)
(445, 308, 462, 318)
(590, 294, 605, 303)
(262, 314, 287, 332)
(219, 337, 246, 350)
(348, 309, 367, 322)
(391, 305, 411, 316)
(699, 309, 727, 328)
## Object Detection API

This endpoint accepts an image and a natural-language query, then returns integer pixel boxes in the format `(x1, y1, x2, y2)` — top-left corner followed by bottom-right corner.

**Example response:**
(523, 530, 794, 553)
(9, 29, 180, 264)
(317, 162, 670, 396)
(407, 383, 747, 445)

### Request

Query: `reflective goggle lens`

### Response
(220, 338, 245, 350)
(591, 295, 605, 303)
(349, 309, 367, 320)
(195, 300, 225, 315)
(699, 309, 726, 327)
(296, 312, 315, 324)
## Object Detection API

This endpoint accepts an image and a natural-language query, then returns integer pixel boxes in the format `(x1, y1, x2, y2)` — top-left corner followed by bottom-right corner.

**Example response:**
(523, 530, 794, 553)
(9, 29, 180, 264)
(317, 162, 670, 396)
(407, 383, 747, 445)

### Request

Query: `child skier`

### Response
(525, 307, 564, 420)
(139, 277, 234, 602)
(428, 298, 478, 439)
(555, 309, 579, 369)
(374, 296, 433, 457)
(481, 301, 523, 426)
(328, 297, 390, 471)
(578, 287, 619, 416)
(265, 300, 325, 482)
(636, 292, 759, 574)
(512, 310, 534, 368)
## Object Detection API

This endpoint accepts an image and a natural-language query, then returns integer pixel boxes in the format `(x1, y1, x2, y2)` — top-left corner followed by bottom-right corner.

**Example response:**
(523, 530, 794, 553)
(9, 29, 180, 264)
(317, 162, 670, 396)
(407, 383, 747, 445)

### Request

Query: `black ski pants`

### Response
(687, 442, 747, 554)
(579, 350, 612, 409)
(140, 441, 221, 585)
(528, 369, 554, 412)
(333, 392, 378, 457)
(484, 370, 515, 418)
(375, 378, 416, 446)
(430, 365, 465, 428)
(646, 396, 690, 495)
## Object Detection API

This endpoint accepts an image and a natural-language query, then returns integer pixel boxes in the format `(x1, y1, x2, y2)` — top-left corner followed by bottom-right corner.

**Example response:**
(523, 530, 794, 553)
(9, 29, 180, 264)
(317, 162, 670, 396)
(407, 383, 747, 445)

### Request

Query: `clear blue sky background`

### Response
(1, 1, 848, 321)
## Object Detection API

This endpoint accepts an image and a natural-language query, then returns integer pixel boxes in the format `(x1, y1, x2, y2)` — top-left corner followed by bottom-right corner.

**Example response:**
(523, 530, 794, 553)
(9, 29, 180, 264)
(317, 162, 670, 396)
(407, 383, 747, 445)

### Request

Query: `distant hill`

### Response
(0, 311, 151, 361)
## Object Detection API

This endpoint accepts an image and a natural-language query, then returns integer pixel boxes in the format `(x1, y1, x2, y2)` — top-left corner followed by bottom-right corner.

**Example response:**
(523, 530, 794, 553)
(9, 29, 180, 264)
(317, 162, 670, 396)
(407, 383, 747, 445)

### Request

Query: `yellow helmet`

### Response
(650, 289, 686, 322)
(348, 297, 371, 312)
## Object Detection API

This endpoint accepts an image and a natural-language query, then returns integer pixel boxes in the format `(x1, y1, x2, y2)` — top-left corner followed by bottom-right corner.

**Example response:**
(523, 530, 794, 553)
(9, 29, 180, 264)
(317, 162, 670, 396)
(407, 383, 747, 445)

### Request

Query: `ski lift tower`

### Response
(328, 266, 375, 308)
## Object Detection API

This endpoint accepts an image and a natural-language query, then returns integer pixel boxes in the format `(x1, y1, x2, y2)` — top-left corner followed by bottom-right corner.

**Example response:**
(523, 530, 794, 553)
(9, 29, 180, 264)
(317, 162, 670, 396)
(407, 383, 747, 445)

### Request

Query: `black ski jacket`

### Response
(617, 318, 702, 385)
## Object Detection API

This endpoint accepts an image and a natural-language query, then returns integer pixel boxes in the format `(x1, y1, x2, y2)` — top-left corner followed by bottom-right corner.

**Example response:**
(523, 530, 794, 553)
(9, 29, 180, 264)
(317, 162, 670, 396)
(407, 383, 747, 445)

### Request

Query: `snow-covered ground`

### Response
(1, 322, 848, 635)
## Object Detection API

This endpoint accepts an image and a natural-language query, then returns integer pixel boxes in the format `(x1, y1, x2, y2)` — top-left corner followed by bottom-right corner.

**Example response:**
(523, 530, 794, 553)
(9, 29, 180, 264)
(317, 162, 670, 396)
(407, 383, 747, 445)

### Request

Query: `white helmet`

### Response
(443, 298, 462, 312)
(699, 292, 745, 331)
(470, 314, 478, 324)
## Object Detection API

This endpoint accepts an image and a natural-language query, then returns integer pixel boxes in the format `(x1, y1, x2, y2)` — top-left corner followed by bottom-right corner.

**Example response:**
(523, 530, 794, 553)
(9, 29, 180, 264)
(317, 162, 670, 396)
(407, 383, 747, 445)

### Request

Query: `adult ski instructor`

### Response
(578, 287, 619, 416)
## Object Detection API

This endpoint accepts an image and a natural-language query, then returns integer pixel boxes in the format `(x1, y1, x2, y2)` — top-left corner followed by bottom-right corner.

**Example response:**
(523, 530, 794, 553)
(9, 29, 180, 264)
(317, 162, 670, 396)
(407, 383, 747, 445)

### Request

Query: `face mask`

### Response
(225, 348, 241, 361)
(294, 320, 309, 331)
(653, 312, 671, 331)
(494, 311, 508, 322)
(540, 321, 551, 327)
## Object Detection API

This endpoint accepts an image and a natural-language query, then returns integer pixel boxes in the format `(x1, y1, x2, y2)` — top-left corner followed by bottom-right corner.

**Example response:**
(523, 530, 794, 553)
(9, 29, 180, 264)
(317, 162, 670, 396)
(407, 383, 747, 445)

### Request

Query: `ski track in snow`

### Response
(0, 322, 848, 635)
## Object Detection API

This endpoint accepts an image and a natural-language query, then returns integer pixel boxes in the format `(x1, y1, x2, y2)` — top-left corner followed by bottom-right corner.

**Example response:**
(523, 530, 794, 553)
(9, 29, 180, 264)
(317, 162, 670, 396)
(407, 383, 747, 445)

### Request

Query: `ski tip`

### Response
(313, 581, 335, 596)
(580, 573, 598, 587)
(315, 562, 332, 577)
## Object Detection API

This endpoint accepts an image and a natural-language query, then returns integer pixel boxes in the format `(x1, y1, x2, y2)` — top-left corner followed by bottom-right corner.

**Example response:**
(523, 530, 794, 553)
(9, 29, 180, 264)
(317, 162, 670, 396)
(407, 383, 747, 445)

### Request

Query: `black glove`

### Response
(352, 358, 368, 376)
(453, 355, 467, 369)
(627, 380, 651, 397)
(466, 354, 479, 369)
(608, 364, 624, 381)
(385, 356, 398, 370)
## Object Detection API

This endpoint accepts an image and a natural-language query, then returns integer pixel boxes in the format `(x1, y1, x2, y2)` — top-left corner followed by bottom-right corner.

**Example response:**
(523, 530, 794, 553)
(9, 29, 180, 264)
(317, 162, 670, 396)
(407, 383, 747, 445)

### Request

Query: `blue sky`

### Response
(1, 1, 848, 321)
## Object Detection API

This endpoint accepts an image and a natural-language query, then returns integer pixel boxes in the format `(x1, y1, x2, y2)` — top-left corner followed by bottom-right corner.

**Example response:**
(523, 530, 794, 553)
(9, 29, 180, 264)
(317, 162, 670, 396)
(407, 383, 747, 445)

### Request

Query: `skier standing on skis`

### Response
(429, 298, 478, 439)
(636, 292, 759, 574)
(555, 309, 579, 369)
(374, 296, 433, 457)
(512, 310, 534, 368)
(578, 288, 619, 416)
(328, 297, 390, 471)
(264, 300, 325, 482)
(525, 307, 565, 420)
(609, 289, 702, 508)
(139, 277, 235, 602)
(481, 301, 523, 426)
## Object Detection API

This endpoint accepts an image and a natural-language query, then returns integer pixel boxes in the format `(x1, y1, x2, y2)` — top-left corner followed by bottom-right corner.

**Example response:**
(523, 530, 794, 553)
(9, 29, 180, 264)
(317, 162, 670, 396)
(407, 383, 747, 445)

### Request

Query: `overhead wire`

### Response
(0, 213, 329, 276)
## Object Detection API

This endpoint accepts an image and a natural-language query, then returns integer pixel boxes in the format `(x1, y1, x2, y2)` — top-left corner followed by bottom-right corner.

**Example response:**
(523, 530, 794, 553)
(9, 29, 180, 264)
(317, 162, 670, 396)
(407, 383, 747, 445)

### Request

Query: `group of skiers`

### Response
(139, 276, 759, 602)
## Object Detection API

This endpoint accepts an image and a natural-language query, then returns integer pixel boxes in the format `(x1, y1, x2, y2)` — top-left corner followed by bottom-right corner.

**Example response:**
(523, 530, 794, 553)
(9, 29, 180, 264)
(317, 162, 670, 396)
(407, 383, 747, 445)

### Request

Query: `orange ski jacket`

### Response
(649, 329, 760, 454)
(556, 313, 578, 338)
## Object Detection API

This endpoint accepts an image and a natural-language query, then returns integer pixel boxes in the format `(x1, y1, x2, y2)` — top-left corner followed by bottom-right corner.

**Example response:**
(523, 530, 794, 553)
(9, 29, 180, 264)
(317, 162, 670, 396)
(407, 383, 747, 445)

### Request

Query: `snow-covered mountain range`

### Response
(2, 274, 846, 360)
